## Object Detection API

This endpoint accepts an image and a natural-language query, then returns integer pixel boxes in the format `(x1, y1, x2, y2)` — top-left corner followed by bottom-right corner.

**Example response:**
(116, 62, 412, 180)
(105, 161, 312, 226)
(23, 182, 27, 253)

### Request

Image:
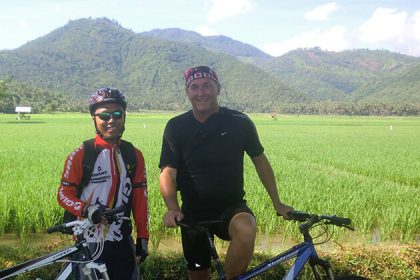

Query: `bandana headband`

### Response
(184, 66, 219, 88)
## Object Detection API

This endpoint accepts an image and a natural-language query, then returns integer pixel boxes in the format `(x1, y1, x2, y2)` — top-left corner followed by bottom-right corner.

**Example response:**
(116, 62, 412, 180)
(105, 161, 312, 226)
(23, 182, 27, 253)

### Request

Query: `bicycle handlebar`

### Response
(288, 210, 353, 230)
(176, 220, 221, 230)
(47, 205, 126, 234)
(102, 205, 127, 223)
(175, 210, 353, 234)
(47, 223, 67, 234)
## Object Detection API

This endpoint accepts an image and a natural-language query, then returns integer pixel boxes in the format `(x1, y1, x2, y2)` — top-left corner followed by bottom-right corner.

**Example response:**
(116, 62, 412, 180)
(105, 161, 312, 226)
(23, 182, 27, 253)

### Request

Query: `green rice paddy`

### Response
(0, 113, 419, 245)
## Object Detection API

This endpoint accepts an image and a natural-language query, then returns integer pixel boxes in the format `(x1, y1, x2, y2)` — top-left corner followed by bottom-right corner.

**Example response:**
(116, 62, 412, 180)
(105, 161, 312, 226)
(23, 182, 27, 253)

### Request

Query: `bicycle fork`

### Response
(82, 262, 110, 280)
(309, 257, 334, 280)
(78, 241, 110, 280)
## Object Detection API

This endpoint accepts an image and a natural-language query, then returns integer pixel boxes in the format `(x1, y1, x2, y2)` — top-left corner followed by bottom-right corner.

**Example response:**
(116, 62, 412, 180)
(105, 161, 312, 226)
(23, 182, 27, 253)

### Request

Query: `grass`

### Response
(0, 112, 419, 279)
(0, 241, 418, 279)
(0, 113, 419, 245)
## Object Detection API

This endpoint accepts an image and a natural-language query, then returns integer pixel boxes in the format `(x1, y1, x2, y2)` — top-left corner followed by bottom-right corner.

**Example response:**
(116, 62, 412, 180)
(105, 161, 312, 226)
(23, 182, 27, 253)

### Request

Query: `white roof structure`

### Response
(15, 106, 32, 113)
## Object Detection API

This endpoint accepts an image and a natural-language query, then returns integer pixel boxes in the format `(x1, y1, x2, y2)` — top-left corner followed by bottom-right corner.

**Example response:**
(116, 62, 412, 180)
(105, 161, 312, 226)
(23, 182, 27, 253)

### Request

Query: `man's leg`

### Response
(224, 212, 256, 279)
(181, 224, 213, 280)
(99, 239, 136, 279)
(188, 268, 211, 280)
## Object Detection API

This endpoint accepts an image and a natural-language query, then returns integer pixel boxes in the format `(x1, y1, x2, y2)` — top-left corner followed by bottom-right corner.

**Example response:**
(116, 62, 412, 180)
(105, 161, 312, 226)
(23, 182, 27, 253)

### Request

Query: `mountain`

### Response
(350, 63, 420, 103)
(0, 18, 297, 112)
(260, 47, 420, 102)
(139, 28, 273, 64)
(139, 28, 272, 65)
(0, 18, 135, 99)
(0, 17, 419, 115)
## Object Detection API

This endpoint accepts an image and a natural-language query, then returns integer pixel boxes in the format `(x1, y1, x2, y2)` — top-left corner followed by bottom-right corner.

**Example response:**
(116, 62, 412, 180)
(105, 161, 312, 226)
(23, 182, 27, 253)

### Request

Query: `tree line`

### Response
(1, 79, 419, 116)
(273, 101, 420, 116)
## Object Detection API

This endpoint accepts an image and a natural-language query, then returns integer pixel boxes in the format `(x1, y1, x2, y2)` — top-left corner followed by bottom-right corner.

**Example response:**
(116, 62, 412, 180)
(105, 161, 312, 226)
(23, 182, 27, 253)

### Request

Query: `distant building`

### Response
(15, 106, 32, 120)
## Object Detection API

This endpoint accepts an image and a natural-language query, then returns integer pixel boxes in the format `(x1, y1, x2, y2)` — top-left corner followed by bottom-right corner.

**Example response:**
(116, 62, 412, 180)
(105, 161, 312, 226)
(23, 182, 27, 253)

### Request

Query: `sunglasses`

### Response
(94, 111, 124, 121)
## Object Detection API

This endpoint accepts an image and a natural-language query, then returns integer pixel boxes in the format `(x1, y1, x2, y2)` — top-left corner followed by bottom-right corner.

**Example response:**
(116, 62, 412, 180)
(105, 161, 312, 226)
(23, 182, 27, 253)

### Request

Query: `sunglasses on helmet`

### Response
(94, 111, 124, 121)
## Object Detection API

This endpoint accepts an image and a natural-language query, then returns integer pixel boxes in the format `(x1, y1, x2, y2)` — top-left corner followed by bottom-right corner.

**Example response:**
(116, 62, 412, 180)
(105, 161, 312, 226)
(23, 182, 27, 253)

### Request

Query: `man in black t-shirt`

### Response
(159, 65, 293, 280)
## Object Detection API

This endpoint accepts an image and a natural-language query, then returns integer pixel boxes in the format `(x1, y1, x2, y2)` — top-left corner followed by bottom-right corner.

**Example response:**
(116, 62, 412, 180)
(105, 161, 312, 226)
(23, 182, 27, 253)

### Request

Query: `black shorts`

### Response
(180, 201, 255, 271)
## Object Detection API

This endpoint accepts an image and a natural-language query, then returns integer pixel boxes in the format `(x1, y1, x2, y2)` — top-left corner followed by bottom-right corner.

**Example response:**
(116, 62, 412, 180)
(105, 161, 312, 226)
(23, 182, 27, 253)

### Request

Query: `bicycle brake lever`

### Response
(106, 214, 128, 224)
(325, 221, 355, 231)
(343, 224, 355, 231)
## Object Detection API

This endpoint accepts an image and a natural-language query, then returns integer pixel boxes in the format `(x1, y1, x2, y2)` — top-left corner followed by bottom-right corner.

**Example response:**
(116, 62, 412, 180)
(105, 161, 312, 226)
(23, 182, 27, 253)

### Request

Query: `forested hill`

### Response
(0, 17, 419, 115)
(260, 47, 420, 103)
(0, 18, 297, 113)
(139, 28, 272, 65)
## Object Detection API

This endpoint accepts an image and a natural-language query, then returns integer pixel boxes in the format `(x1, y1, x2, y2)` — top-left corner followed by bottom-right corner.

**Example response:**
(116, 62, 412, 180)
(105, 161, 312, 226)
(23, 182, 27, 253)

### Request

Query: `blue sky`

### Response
(1, 0, 419, 57)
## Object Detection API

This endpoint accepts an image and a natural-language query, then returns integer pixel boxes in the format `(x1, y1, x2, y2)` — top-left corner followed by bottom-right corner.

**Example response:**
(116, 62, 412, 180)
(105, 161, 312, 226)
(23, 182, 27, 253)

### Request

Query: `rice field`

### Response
(0, 113, 419, 245)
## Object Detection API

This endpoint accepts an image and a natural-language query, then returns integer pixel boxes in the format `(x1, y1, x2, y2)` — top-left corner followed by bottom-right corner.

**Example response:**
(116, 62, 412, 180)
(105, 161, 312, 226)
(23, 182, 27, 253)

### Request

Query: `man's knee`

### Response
(228, 212, 256, 241)
(188, 268, 211, 280)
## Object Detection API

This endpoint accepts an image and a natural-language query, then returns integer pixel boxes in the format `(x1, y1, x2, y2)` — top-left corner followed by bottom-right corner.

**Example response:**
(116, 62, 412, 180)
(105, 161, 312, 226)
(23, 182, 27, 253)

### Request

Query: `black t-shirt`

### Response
(159, 107, 264, 213)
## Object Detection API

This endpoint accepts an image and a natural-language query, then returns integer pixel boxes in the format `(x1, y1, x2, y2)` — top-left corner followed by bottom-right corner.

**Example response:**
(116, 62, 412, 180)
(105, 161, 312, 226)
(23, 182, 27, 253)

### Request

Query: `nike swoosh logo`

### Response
(221, 132, 228, 136)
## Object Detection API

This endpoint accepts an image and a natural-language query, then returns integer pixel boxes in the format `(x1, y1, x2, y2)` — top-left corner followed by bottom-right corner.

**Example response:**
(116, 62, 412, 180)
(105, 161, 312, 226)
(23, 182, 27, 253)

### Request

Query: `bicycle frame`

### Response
(0, 238, 109, 280)
(234, 241, 332, 280)
(0, 206, 127, 280)
(201, 231, 332, 280)
(0, 245, 76, 279)
(183, 211, 351, 280)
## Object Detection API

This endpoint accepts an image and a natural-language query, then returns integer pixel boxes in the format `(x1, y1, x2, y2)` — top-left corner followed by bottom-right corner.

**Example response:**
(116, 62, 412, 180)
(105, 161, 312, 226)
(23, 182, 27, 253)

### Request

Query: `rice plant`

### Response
(0, 113, 419, 245)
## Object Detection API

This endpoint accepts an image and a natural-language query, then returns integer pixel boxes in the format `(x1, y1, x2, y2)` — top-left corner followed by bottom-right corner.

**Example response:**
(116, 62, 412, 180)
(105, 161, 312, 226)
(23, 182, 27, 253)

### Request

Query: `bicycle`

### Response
(0, 205, 126, 280)
(178, 210, 367, 280)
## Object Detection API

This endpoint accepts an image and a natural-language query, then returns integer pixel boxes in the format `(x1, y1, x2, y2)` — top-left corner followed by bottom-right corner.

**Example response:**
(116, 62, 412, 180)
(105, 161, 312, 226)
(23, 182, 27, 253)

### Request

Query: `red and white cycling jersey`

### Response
(58, 135, 149, 242)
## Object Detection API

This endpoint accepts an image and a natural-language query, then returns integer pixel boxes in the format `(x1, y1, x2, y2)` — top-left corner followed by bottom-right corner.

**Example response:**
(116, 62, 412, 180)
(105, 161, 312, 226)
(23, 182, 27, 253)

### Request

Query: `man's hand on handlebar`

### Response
(83, 204, 108, 225)
(275, 203, 294, 220)
(163, 209, 184, 227)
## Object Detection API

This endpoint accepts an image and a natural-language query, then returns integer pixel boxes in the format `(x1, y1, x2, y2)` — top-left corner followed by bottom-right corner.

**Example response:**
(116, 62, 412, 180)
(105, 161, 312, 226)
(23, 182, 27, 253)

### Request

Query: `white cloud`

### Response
(196, 25, 218, 36)
(357, 8, 407, 44)
(412, 11, 420, 41)
(304, 2, 338, 21)
(207, 0, 255, 23)
(263, 7, 420, 57)
(53, 4, 62, 13)
(0, 19, 32, 50)
(398, 11, 420, 56)
(355, 8, 420, 56)
(18, 20, 31, 30)
(263, 26, 349, 57)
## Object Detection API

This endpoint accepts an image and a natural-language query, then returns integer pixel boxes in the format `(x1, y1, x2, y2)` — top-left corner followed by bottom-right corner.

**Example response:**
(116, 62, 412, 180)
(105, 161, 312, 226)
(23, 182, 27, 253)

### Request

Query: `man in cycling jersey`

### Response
(159, 66, 293, 280)
(57, 88, 149, 279)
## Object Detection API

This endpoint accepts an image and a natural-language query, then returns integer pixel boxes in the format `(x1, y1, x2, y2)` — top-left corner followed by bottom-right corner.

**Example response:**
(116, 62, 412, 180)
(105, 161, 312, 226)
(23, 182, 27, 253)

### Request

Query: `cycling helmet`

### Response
(89, 88, 127, 115)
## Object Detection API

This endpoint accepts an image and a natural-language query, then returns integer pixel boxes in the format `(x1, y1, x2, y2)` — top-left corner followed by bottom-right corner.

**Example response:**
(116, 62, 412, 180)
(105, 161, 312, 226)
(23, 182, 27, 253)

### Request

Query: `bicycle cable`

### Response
(56, 225, 105, 264)
(311, 222, 333, 245)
